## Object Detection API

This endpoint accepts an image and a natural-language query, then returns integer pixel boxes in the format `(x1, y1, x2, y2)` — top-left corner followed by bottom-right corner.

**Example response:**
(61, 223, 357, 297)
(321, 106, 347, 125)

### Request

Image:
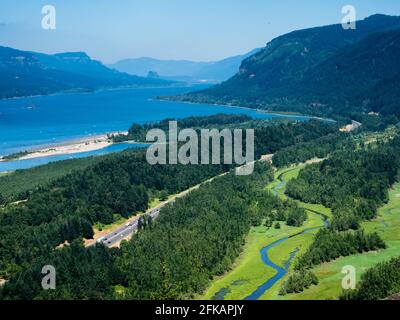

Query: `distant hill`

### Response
(194, 49, 261, 81)
(0, 46, 172, 99)
(109, 57, 209, 79)
(175, 14, 400, 118)
(108, 48, 261, 82)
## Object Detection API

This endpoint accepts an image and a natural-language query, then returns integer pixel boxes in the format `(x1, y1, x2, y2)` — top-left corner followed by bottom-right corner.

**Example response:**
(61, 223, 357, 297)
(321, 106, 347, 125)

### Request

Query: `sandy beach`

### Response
(0, 131, 128, 162)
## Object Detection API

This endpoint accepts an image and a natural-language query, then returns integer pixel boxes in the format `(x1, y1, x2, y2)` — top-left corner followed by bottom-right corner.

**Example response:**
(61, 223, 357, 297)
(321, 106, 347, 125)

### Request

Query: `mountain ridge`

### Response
(173, 14, 400, 119)
(109, 48, 261, 82)
(0, 46, 172, 100)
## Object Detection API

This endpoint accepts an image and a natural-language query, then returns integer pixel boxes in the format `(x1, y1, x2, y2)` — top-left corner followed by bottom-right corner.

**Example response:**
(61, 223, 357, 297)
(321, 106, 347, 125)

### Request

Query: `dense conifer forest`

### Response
(2, 112, 399, 300)
(0, 162, 309, 299)
(0, 115, 340, 299)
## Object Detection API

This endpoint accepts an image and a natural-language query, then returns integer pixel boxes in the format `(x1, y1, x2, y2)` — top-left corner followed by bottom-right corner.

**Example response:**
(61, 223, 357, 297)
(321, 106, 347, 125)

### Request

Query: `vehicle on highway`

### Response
(96, 237, 105, 243)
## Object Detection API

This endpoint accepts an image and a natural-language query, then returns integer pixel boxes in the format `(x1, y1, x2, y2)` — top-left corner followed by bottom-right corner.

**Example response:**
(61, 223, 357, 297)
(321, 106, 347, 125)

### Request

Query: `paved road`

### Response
(92, 155, 272, 248)
(91, 181, 201, 248)
(94, 207, 162, 248)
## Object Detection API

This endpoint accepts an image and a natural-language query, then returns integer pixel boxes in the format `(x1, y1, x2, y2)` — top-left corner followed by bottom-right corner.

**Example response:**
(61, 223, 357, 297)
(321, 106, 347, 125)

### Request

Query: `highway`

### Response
(91, 155, 273, 248)
(94, 207, 161, 248)
(91, 177, 204, 248)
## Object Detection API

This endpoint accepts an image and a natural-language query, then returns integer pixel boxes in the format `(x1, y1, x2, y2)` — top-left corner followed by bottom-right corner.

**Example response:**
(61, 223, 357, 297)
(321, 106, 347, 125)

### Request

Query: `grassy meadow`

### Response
(283, 182, 400, 300)
(199, 165, 331, 300)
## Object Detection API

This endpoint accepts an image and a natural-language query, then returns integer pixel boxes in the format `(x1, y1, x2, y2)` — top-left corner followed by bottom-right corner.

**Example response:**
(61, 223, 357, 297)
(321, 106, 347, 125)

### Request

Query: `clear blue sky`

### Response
(0, 0, 399, 63)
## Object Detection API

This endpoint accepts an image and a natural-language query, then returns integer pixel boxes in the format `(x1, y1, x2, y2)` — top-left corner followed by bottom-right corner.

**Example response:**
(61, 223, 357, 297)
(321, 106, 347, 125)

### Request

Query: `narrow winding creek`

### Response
(211, 168, 328, 301)
(244, 170, 328, 300)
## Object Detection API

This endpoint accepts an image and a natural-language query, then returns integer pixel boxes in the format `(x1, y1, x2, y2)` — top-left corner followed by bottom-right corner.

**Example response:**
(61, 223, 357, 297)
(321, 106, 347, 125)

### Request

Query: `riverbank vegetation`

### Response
(286, 136, 400, 231)
(341, 256, 400, 300)
(276, 180, 400, 300)
(279, 133, 400, 295)
(1, 151, 31, 161)
(279, 270, 318, 295)
(295, 230, 386, 270)
(198, 165, 330, 300)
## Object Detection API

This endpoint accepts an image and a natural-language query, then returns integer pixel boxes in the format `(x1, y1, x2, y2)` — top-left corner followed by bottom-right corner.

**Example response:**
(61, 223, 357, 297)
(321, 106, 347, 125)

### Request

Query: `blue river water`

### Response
(243, 173, 328, 300)
(0, 143, 147, 172)
(244, 226, 322, 301)
(0, 85, 316, 171)
(212, 171, 328, 301)
(244, 237, 295, 300)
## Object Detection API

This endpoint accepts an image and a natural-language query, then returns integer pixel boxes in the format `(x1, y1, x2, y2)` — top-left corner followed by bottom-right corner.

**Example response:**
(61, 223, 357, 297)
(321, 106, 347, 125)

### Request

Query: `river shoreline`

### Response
(157, 97, 337, 123)
(0, 107, 321, 163)
(0, 83, 189, 102)
(0, 86, 329, 163)
(0, 131, 129, 162)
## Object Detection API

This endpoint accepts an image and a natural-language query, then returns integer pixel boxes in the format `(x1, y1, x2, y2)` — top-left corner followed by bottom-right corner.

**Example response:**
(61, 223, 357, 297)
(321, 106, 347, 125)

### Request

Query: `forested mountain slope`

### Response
(275, 29, 400, 118)
(0, 46, 171, 99)
(174, 14, 400, 118)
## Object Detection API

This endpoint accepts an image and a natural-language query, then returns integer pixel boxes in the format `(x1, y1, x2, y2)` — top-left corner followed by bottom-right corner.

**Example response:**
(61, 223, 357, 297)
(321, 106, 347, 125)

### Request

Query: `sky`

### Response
(0, 0, 400, 64)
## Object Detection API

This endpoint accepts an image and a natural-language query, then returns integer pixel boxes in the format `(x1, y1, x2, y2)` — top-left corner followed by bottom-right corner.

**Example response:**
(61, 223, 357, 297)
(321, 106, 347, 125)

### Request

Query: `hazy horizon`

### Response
(1, 0, 400, 64)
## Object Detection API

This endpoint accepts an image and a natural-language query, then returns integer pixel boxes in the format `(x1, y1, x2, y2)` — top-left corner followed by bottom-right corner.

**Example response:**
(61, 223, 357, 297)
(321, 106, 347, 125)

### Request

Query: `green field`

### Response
(199, 213, 323, 300)
(267, 165, 332, 219)
(283, 182, 400, 300)
(201, 164, 400, 301)
(199, 165, 331, 300)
